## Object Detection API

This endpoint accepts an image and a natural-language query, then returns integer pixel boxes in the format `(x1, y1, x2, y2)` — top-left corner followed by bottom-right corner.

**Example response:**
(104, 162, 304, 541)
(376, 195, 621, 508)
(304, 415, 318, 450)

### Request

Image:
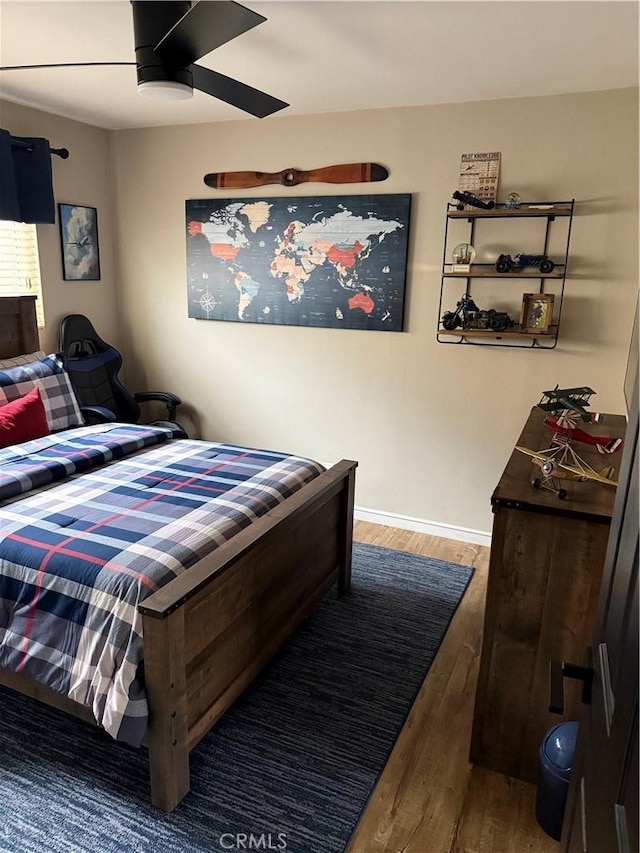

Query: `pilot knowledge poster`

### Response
(458, 152, 501, 203)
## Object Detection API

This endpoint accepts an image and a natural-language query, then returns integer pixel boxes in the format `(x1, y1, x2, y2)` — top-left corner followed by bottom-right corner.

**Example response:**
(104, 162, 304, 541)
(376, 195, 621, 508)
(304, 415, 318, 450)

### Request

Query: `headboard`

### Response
(0, 296, 39, 358)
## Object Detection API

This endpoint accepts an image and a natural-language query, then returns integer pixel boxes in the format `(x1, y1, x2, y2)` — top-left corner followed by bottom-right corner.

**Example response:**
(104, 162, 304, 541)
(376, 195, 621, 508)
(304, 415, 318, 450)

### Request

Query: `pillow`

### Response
(0, 387, 50, 448)
(0, 353, 84, 432)
(0, 350, 47, 370)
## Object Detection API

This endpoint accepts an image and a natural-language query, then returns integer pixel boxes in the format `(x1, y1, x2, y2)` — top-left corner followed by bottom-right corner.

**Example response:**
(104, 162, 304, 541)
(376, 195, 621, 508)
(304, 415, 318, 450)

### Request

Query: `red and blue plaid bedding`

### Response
(0, 422, 174, 500)
(0, 428, 324, 745)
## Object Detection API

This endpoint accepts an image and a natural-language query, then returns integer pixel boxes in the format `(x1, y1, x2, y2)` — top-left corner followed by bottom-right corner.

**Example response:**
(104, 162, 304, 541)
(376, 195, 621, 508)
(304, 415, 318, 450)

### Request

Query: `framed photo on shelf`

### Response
(58, 203, 101, 281)
(520, 293, 554, 333)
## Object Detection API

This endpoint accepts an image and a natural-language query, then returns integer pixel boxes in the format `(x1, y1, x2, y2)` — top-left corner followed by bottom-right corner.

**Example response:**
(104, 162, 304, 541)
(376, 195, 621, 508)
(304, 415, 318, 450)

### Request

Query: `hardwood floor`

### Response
(347, 521, 559, 853)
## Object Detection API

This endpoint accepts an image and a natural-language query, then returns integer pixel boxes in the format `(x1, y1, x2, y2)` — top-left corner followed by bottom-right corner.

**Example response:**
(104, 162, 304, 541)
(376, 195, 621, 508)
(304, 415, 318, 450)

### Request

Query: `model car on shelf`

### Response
(441, 293, 515, 332)
(495, 253, 555, 274)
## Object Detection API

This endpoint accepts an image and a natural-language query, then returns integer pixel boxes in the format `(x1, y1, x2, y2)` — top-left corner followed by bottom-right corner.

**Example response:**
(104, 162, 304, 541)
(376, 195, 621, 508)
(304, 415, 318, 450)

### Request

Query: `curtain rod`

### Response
(10, 135, 69, 159)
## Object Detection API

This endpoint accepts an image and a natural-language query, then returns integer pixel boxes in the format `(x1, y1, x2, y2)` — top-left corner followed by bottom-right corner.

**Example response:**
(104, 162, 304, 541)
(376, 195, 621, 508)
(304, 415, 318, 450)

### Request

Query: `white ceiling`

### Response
(0, 0, 638, 130)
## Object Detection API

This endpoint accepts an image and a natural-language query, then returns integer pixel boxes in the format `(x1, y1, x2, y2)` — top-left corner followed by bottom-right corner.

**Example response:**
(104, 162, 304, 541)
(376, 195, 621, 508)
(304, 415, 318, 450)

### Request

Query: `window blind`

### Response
(0, 219, 45, 327)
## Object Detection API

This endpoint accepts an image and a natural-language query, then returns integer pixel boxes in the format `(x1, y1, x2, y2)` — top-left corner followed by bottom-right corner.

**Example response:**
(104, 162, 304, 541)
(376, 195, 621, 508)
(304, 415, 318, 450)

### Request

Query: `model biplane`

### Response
(516, 386, 622, 498)
(537, 385, 597, 422)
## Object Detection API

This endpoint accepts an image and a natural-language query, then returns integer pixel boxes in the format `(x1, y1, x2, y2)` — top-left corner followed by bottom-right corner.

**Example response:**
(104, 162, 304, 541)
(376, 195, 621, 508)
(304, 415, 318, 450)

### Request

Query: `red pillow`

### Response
(0, 386, 50, 448)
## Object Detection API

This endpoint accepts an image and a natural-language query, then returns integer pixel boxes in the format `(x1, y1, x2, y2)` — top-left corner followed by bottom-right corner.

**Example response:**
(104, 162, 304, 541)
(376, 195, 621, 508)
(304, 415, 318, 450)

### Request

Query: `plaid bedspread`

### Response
(0, 423, 174, 501)
(0, 431, 324, 745)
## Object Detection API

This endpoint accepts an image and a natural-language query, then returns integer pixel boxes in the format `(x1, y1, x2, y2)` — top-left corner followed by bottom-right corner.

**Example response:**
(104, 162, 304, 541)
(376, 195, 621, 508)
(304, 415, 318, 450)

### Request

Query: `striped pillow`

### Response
(0, 354, 84, 432)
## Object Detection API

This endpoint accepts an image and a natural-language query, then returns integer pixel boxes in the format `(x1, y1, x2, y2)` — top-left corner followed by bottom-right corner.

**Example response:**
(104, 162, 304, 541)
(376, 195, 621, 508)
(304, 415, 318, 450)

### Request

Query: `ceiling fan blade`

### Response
(0, 62, 136, 71)
(191, 64, 288, 119)
(203, 164, 390, 190)
(155, 0, 266, 68)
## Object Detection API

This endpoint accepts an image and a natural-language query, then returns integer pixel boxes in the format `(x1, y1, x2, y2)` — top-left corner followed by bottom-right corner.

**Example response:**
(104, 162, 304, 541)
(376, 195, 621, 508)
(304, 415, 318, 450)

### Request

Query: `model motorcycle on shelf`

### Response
(441, 293, 515, 332)
(495, 253, 556, 274)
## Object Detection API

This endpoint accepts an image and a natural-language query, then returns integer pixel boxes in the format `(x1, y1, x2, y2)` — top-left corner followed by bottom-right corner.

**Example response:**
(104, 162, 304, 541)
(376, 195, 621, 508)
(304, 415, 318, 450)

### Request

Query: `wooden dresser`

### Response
(470, 406, 627, 783)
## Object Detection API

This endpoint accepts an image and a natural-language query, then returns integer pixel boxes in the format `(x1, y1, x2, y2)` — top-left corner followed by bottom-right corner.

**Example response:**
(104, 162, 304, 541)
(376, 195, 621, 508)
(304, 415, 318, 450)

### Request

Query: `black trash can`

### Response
(536, 721, 579, 841)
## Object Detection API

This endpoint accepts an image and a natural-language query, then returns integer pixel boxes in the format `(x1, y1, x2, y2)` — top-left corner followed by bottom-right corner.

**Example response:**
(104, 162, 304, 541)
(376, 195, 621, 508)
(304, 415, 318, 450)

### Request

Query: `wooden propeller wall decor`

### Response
(203, 163, 389, 189)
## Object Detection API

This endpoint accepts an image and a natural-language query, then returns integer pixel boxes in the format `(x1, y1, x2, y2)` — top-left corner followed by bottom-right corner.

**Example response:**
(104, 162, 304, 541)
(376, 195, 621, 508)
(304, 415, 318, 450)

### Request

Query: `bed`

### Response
(0, 295, 357, 812)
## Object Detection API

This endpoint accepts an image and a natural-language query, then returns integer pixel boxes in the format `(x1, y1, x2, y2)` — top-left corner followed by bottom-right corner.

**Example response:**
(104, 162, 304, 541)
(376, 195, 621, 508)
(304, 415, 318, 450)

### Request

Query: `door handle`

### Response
(549, 655, 594, 714)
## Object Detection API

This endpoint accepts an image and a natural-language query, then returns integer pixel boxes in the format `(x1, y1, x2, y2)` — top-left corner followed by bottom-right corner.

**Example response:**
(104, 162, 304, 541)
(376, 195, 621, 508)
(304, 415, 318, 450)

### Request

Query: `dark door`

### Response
(562, 373, 638, 853)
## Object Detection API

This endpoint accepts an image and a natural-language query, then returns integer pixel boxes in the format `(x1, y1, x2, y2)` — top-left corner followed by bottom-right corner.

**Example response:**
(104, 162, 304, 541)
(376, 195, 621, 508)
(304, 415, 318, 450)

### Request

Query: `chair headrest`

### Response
(68, 339, 99, 359)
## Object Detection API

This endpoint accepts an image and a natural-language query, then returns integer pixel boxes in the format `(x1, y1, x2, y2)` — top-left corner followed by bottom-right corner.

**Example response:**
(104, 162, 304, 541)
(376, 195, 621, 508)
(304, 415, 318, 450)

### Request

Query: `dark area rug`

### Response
(0, 542, 473, 853)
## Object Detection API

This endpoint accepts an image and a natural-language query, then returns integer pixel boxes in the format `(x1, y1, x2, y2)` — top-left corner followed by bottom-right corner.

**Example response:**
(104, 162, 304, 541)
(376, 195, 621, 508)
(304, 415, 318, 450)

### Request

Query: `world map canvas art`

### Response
(185, 193, 411, 331)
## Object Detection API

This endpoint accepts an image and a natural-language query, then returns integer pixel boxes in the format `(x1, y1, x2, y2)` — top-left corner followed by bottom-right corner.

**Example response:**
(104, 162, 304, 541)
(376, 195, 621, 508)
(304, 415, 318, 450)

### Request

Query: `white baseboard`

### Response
(354, 505, 492, 548)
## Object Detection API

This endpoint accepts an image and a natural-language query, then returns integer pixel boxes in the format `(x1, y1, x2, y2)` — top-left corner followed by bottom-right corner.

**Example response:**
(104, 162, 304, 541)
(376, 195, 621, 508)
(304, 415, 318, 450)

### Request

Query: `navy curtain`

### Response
(0, 128, 56, 224)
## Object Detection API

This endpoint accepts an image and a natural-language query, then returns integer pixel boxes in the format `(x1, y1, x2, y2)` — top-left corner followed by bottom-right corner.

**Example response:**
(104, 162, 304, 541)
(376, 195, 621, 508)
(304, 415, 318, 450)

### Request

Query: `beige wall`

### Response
(0, 100, 120, 353)
(111, 88, 638, 535)
(2, 90, 637, 535)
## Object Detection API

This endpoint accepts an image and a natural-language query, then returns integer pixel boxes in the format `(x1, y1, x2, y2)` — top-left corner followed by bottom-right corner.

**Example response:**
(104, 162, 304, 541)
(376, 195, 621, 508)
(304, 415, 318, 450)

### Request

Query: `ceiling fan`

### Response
(0, 0, 289, 119)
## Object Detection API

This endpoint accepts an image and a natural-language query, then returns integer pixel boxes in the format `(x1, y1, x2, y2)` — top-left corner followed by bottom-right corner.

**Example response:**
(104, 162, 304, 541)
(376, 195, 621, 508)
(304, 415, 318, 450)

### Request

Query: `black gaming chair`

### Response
(59, 314, 187, 437)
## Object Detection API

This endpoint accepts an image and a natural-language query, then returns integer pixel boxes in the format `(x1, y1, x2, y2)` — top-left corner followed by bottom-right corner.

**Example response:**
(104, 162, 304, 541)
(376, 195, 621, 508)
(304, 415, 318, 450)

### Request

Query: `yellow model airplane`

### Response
(516, 444, 618, 499)
(559, 462, 617, 485)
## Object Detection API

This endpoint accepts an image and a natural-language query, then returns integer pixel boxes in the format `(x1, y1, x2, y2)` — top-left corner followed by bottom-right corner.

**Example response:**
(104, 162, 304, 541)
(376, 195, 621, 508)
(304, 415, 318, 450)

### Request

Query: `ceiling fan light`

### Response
(138, 80, 192, 100)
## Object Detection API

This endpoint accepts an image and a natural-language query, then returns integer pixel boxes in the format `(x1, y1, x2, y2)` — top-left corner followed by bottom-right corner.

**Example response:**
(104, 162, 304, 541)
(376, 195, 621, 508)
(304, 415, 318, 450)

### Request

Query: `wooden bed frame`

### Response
(0, 296, 357, 812)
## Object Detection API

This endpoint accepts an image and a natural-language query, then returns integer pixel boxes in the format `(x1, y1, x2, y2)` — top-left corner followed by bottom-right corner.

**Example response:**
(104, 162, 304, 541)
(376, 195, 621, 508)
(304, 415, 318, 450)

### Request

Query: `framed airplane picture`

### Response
(58, 203, 101, 281)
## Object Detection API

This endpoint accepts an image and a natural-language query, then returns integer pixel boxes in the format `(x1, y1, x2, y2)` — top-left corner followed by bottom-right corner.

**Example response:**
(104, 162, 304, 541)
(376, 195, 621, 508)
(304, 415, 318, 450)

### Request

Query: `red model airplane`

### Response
(545, 413, 623, 454)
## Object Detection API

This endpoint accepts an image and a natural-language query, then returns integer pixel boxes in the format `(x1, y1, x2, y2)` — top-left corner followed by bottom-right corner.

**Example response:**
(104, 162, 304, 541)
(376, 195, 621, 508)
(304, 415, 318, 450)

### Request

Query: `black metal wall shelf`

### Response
(446, 202, 573, 219)
(437, 199, 575, 349)
(442, 264, 566, 279)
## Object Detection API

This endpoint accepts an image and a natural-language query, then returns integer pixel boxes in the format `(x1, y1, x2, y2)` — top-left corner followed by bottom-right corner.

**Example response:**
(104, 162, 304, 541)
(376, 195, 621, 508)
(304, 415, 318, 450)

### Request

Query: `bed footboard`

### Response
(139, 459, 357, 812)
